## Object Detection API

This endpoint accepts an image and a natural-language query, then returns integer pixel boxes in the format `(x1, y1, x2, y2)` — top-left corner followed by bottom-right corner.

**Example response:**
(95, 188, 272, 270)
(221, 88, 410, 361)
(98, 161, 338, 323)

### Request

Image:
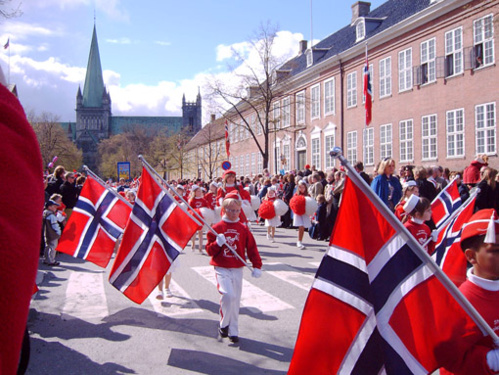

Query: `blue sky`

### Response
(0, 0, 385, 123)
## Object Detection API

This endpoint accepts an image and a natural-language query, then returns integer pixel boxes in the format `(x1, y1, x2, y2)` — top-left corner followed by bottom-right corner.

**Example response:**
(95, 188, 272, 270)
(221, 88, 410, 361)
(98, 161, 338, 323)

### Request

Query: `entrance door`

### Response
(297, 150, 306, 171)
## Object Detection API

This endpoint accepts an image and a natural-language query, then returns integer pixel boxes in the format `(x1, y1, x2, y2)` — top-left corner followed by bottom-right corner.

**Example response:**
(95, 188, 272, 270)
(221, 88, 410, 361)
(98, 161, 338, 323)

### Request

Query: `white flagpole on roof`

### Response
(138, 155, 254, 271)
(329, 146, 499, 346)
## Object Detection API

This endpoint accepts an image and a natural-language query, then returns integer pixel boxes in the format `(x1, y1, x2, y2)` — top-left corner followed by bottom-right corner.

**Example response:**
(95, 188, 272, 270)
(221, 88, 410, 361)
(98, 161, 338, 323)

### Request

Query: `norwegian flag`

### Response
(289, 176, 486, 375)
(109, 167, 200, 304)
(57, 175, 132, 268)
(431, 178, 462, 230)
(433, 194, 476, 287)
(363, 51, 372, 126)
(225, 120, 230, 158)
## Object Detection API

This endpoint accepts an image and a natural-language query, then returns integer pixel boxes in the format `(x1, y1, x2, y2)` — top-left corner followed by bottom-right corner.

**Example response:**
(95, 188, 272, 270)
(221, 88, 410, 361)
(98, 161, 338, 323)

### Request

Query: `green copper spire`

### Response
(82, 24, 105, 107)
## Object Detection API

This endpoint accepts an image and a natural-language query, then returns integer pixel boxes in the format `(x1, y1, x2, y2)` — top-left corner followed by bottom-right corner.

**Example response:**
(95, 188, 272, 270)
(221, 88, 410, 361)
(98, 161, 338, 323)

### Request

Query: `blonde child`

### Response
(403, 195, 436, 254)
(188, 185, 209, 252)
(263, 188, 280, 242)
(290, 180, 311, 249)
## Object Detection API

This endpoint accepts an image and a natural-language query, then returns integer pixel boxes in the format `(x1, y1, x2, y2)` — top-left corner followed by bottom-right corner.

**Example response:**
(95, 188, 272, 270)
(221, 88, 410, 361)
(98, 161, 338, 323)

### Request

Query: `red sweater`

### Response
(206, 219, 262, 269)
(404, 219, 435, 254)
(440, 277, 499, 375)
(204, 192, 217, 209)
(189, 196, 209, 209)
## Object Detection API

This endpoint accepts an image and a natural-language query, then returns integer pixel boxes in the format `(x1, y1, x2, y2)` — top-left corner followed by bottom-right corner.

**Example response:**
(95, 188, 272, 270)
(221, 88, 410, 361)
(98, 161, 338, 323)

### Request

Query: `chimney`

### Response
(210, 114, 216, 122)
(299, 40, 308, 55)
(351, 1, 371, 23)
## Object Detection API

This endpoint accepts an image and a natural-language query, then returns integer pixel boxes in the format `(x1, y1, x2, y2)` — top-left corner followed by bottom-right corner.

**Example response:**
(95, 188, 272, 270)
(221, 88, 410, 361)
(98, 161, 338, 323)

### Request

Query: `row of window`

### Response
(231, 152, 264, 177)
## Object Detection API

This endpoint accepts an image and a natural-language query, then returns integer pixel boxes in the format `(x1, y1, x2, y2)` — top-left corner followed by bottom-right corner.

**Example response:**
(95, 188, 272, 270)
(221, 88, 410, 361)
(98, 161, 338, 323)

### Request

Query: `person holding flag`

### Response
(206, 191, 262, 344)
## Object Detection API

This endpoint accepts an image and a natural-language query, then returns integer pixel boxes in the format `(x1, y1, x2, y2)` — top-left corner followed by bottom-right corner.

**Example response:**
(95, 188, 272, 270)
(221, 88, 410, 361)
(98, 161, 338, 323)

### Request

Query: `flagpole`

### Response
(430, 176, 459, 205)
(83, 165, 133, 208)
(330, 147, 499, 345)
(138, 155, 254, 271)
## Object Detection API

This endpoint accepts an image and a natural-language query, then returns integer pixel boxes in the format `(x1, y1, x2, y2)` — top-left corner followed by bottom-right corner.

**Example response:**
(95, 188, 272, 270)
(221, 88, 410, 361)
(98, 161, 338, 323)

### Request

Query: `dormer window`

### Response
(306, 48, 313, 67)
(356, 19, 366, 42)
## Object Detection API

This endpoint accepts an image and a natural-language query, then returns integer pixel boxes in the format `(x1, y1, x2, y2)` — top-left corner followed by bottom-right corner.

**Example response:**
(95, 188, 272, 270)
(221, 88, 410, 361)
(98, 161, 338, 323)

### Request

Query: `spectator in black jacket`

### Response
(45, 165, 66, 196)
(414, 166, 437, 202)
(60, 172, 78, 219)
(281, 174, 295, 228)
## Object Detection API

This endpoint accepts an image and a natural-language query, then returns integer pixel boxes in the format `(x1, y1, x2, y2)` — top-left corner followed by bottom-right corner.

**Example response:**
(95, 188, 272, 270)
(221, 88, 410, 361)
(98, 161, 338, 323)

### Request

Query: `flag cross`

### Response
(74, 191, 123, 259)
(314, 236, 430, 374)
(111, 192, 179, 291)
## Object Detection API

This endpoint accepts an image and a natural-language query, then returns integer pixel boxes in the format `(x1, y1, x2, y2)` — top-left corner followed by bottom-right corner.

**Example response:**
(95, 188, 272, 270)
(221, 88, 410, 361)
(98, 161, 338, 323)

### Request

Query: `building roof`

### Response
(185, 118, 225, 151)
(82, 25, 105, 108)
(110, 116, 183, 136)
(280, 0, 433, 77)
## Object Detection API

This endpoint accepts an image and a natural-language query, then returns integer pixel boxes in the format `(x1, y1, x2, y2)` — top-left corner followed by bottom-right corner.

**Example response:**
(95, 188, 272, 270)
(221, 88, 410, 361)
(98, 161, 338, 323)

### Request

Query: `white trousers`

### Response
(214, 266, 243, 337)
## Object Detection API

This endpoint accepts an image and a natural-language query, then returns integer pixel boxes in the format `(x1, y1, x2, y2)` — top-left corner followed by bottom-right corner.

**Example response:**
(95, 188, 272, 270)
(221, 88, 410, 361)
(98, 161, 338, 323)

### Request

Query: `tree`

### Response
(206, 22, 295, 170)
(164, 129, 195, 180)
(0, 0, 22, 19)
(29, 111, 83, 172)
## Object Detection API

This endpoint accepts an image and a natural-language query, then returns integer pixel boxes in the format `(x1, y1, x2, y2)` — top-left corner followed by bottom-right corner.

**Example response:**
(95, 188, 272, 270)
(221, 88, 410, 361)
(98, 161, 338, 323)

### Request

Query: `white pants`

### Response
(214, 266, 243, 337)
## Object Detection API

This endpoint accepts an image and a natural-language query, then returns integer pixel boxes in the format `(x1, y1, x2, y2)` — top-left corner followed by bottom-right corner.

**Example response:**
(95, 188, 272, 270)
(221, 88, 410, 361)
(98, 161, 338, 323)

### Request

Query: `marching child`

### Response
(290, 180, 311, 249)
(263, 188, 280, 242)
(395, 180, 419, 222)
(403, 195, 436, 255)
(188, 185, 209, 252)
(206, 191, 263, 343)
(43, 200, 62, 266)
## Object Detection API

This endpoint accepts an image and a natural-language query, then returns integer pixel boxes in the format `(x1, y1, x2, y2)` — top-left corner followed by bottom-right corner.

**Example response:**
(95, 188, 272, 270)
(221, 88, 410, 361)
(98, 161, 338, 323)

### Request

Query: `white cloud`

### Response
(23, 0, 129, 21)
(154, 41, 171, 47)
(105, 37, 132, 45)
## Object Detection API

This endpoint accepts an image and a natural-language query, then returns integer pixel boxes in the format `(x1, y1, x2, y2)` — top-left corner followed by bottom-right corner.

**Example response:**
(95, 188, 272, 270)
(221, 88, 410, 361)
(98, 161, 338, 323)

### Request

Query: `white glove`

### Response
(430, 230, 439, 242)
(216, 234, 226, 247)
(487, 348, 499, 372)
(56, 211, 65, 223)
(251, 268, 262, 278)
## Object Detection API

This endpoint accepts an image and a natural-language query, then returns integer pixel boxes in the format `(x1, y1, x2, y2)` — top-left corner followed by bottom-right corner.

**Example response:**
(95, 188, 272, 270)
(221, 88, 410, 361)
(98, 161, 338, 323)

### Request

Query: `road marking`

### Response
(192, 266, 294, 313)
(148, 280, 203, 317)
(309, 261, 321, 268)
(62, 271, 108, 321)
(264, 262, 314, 291)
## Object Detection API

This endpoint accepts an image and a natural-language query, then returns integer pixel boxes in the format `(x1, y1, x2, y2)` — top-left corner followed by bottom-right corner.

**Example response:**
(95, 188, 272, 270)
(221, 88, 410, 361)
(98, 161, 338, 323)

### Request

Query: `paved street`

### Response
(27, 224, 330, 375)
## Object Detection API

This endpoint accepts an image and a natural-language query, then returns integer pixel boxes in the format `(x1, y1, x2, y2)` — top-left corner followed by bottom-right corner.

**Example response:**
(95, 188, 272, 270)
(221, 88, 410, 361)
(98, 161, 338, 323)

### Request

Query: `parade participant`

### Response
(189, 185, 210, 252)
(125, 190, 136, 204)
(262, 188, 280, 242)
(394, 180, 419, 222)
(403, 195, 436, 255)
(174, 185, 185, 203)
(290, 180, 312, 249)
(440, 209, 499, 375)
(371, 157, 402, 212)
(43, 200, 61, 266)
(216, 170, 251, 224)
(206, 191, 263, 343)
(204, 181, 218, 209)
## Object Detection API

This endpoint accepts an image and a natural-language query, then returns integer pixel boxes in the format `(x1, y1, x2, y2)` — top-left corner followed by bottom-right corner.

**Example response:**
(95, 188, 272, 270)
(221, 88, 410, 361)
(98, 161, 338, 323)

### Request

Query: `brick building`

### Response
(224, 0, 498, 177)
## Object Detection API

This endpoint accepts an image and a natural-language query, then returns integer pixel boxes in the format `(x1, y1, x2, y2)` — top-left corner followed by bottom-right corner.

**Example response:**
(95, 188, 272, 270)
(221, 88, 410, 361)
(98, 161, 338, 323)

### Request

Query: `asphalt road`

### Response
(26, 224, 330, 375)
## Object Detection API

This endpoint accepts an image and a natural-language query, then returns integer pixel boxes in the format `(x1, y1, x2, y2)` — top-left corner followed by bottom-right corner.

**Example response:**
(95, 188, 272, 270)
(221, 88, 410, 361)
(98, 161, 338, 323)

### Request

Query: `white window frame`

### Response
(363, 127, 374, 167)
(245, 154, 250, 176)
(257, 153, 263, 174)
(251, 152, 256, 175)
(399, 119, 414, 163)
(323, 122, 336, 170)
(475, 102, 496, 155)
(273, 102, 281, 130)
(356, 19, 366, 42)
(380, 123, 393, 160)
(398, 48, 412, 92)
(420, 38, 436, 85)
(296, 90, 305, 125)
(282, 135, 291, 171)
(282, 97, 291, 127)
(446, 108, 465, 158)
(324, 78, 335, 116)
(347, 71, 357, 108)
(474, 14, 495, 69)
(422, 114, 438, 161)
(311, 83, 321, 120)
(310, 126, 321, 170)
(347, 131, 357, 164)
(445, 27, 463, 77)
(306, 49, 313, 67)
(379, 56, 392, 98)
(273, 137, 281, 174)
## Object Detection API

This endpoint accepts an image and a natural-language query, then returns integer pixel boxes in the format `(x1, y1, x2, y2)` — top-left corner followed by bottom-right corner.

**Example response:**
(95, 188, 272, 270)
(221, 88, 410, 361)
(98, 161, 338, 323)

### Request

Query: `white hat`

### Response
(177, 185, 185, 190)
(403, 180, 417, 188)
(403, 194, 419, 214)
(191, 184, 200, 191)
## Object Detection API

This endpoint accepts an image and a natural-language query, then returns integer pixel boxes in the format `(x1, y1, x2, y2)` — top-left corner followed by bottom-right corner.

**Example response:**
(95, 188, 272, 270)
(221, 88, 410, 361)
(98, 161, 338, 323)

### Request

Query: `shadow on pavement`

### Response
(195, 299, 278, 321)
(27, 337, 135, 375)
(167, 348, 287, 375)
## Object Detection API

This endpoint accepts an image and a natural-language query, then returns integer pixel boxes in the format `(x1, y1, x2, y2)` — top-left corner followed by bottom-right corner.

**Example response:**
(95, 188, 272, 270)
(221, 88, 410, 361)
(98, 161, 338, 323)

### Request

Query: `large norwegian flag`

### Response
(57, 175, 132, 268)
(289, 176, 486, 375)
(109, 167, 200, 304)
(431, 178, 461, 230)
(433, 194, 476, 287)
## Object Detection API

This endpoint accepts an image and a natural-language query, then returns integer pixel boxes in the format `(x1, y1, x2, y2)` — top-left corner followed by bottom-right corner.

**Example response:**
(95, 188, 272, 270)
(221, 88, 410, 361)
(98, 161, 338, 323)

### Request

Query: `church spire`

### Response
(82, 24, 105, 108)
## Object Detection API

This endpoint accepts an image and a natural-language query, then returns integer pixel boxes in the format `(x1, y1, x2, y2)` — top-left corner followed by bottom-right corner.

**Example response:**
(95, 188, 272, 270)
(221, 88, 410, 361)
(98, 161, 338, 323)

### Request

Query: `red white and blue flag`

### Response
(433, 194, 476, 287)
(289, 176, 485, 375)
(225, 120, 230, 158)
(109, 167, 200, 304)
(57, 175, 132, 268)
(3, 38, 9, 49)
(431, 178, 462, 230)
(363, 51, 372, 126)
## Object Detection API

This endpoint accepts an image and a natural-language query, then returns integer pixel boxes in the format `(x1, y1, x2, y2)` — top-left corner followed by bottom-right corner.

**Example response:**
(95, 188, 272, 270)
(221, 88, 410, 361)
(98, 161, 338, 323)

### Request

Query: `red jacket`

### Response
(206, 219, 262, 269)
(463, 160, 488, 185)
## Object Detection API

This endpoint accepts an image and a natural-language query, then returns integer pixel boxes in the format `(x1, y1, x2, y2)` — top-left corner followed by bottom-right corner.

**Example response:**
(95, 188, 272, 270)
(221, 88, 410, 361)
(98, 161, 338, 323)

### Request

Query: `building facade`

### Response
(224, 0, 498, 177)
(63, 25, 202, 169)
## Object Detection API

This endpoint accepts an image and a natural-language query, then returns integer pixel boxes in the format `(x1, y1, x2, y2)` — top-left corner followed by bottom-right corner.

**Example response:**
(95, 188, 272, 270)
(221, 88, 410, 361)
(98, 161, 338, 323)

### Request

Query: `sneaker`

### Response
(165, 288, 173, 298)
(266, 234, 271, 240)
(270, 236, 275, 243)
(218, 326, 229, 338)
(229, 336, 239, 343)
(156, 291, 165, 300)
(297, 242, 305, 249)
(47, 261, 60, 266)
